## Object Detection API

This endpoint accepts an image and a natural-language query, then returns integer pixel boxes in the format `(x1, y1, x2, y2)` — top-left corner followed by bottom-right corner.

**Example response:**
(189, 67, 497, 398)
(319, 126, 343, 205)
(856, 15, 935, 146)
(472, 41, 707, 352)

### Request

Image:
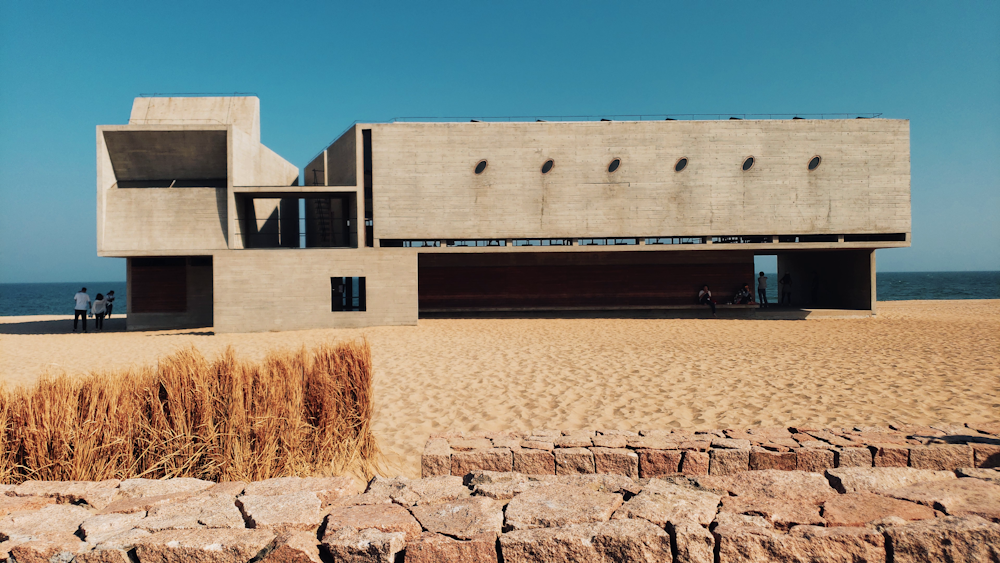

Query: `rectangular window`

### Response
(332, 277, 366, 312)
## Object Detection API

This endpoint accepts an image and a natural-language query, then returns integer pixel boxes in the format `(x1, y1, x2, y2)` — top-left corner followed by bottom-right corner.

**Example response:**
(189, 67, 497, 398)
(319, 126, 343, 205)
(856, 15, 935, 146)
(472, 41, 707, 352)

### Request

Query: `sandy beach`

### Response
(1, 300, 997, 478)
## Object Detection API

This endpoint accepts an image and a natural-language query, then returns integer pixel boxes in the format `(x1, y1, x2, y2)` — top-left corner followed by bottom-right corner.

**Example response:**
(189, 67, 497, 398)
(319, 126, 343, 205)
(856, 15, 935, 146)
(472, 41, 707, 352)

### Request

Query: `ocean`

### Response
(0, 272, 997, 317)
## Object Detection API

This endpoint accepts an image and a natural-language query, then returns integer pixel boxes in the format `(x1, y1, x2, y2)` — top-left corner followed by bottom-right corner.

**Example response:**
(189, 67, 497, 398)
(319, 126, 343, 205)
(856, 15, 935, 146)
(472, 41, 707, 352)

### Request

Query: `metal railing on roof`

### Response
(390, 113, 883, 122)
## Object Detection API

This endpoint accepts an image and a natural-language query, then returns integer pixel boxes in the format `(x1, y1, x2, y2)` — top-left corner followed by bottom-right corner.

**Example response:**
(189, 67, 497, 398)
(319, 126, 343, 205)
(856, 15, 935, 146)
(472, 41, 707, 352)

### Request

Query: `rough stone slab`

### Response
(10, 479, 120, 510)
(628, 436, 679, 450)
(591, 447, 638, 478)
(499, 519, 671, 563)
(260, 530, 323, 563)
(116, 477, 214, 500)
(592, 434, 628, 448)
(322, 503, 422, 541)
(491, 436, 521, 449)
(714, 524, 885, 562)
(825, 466, 956, 494)
(720, 496, 825, 530)
(139, 493, 245, 530)
(79, 511, 147, 544)
(821, 492, 936, 527)
(884, 477, 1000, 521)
(973, 443, 1000, 468)
(422, 438, 451, 478)
(468, 472, 556, 500)
(519, 439, 554, 451)
(554, 432, 593, 448)
(681, 450, 710, 476)
(699, 469, 836, 504)
(451, 448, 513, 475)
(409, 497, 503, 540)
(957, 467, 1000, 485)
(7, 533, 87, 563)
(749, 448, 796, 471)
(98, 492, 196, 515)
(321, 527, 405, 563)
(448, 437, 493, 451)
(557, 473, 643, 496)
(712, 438, 752, 450)
(908, 443, 973, 470)
(709, 448, 749, 476)
(966, 421, 1000, 435)
(805, 430, 856, 447)
(0, 503, 93, 539)
(75, 547, 135, 563)
(669, 519, 714, 563)
(513, 449, 555, 474)
(92, 528, 153, 550)
(713, 512, 773, 529)
(795, 448, 836, 472)
(554, 447, 595, 475)
(637, 449, 682, 478)
(612, 478, 721, 526)
(405, 532, 498, 563)
(237, 491, 325, 532)
(504, 483, 623, 530)
(0, 495, 55, 518)
(885, 515, 1000, 563)
(205, 482, 247, 497)
(133, 528, 276, 563)
(873, 444, 910, 467)
(835, 447, 873, 467)
(366, 475, 470, 507)
(241, 476, 361, 505)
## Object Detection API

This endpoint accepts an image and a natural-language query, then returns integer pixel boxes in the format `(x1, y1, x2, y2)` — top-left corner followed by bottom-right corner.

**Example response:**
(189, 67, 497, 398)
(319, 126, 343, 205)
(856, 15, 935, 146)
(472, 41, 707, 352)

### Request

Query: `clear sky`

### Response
(1, 1, 997, 283)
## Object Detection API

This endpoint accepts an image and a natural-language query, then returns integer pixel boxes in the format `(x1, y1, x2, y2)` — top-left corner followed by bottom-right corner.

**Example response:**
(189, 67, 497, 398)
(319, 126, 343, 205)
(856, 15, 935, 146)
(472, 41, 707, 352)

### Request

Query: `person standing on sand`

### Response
(779, 273, 793, 305)
(73, 287, 90, 333)
(698, 285, 717, 317)
(757, 272, 768, 308)
(105, 290, 115, 318)
(92, 293, 107, 331)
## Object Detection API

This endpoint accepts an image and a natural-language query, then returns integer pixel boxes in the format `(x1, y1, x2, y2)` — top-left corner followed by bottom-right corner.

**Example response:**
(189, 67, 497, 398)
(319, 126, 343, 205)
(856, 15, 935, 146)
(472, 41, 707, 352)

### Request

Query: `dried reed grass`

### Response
(0, 339, 381, 484)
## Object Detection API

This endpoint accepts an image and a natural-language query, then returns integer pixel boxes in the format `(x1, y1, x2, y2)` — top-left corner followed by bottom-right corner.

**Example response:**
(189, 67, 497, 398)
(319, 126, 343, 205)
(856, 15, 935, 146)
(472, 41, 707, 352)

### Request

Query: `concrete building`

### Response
(97, 97, 910, 332)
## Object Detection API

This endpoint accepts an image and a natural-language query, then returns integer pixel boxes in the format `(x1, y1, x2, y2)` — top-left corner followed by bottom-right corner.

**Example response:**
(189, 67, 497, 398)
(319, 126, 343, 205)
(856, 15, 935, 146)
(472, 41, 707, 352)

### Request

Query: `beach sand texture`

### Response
(1, 300, 997, 478)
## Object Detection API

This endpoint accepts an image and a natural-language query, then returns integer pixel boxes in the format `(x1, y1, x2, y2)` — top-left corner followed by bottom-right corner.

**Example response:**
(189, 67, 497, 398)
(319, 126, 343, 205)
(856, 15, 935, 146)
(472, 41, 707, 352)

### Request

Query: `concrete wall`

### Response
(127, 257, 213, 330)
(101, 187, 228, 253)
(213, 249, 418, 333)
(776, 249, 875, 310)
(325, 125, 358, 187)
(367, 119, 910, 240)
(130, 97, 260, 142)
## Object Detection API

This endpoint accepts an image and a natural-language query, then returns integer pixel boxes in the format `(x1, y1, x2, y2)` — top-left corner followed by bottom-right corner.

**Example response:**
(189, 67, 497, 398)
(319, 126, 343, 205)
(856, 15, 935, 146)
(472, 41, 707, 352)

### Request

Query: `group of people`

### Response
(697, 272, 794, 316)
(72, 287, 115, 332)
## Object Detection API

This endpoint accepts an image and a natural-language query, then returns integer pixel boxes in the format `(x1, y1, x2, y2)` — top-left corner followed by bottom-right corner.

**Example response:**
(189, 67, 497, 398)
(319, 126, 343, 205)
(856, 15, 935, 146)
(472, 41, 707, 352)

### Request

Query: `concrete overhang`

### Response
(102, 128, 228, 187)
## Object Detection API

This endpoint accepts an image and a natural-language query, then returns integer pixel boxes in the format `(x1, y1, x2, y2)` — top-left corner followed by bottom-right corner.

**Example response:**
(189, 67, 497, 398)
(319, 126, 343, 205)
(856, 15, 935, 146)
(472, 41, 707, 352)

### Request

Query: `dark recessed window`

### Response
(474, 160, 488, 174)
(742, 156, 755, 171)
(808, 156, 821, 170)
(608, 158, 621, 173)
(541, 159, 554, 174)
(675, 158, 688, 172)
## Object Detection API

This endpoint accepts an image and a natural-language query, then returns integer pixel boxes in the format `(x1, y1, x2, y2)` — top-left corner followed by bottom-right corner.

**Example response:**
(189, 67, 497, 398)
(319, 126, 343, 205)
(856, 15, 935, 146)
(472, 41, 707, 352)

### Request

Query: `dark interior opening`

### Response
(130, 257, 188, 313)
(363, 129, 373, 247)
(332, 277, 366, 312)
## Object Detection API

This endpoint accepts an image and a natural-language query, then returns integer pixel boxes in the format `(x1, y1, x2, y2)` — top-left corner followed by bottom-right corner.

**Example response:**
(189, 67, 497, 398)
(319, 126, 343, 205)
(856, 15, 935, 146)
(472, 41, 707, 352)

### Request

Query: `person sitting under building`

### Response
(731, 283, 754, 305)
(698, 285, 717, 317)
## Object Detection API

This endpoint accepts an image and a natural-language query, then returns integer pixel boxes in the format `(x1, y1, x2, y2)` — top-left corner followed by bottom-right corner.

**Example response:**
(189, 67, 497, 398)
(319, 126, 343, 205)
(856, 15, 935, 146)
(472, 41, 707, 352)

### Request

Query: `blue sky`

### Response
(1, 1, 997, 282)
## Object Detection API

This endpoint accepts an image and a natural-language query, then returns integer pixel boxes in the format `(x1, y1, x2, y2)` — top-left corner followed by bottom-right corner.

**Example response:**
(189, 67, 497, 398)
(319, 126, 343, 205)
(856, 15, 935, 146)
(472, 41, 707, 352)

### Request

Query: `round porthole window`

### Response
(541, 159, 554, 174)
(608, 158, 621, 173)
(675, 157, 688, 172)
(742, 156, 755, 171)
(808, 156, 821, 170)
(474, 160, 488, 174)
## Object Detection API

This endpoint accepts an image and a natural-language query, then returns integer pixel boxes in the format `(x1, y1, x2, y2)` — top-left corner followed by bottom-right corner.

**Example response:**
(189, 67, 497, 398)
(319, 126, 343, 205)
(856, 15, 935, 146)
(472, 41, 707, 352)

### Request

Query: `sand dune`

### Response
(1, 300, 997, 478)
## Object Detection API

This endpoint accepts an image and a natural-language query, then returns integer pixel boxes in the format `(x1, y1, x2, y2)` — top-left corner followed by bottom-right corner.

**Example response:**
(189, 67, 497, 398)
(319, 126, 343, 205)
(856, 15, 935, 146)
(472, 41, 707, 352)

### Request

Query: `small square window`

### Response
(332, 277, 366, 311)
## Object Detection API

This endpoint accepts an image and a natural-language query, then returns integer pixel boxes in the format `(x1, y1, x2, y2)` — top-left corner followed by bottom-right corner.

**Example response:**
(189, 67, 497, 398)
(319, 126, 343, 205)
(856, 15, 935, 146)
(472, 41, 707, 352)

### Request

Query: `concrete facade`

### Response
(97, 97, 910, 332)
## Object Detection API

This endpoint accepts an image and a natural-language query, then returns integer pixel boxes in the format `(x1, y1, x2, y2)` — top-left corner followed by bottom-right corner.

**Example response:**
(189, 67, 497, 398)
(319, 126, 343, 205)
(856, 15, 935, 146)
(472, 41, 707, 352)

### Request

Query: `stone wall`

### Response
(0, 422, 996, 562)
(421, 422, 1000, 479)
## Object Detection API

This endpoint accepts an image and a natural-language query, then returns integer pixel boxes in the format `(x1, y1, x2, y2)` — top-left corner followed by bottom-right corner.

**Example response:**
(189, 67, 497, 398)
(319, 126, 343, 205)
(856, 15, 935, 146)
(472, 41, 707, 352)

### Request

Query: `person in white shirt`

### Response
(73, 287, 90, 332)
(92, 293, 107, 331)
(698, 285, 717, 317)
(757, 272, 769, 308)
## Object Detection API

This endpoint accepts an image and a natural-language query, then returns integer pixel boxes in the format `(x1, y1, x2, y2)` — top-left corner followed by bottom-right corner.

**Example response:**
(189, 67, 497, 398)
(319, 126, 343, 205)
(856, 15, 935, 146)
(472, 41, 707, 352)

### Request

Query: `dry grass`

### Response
(0, 339, 381, 484)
